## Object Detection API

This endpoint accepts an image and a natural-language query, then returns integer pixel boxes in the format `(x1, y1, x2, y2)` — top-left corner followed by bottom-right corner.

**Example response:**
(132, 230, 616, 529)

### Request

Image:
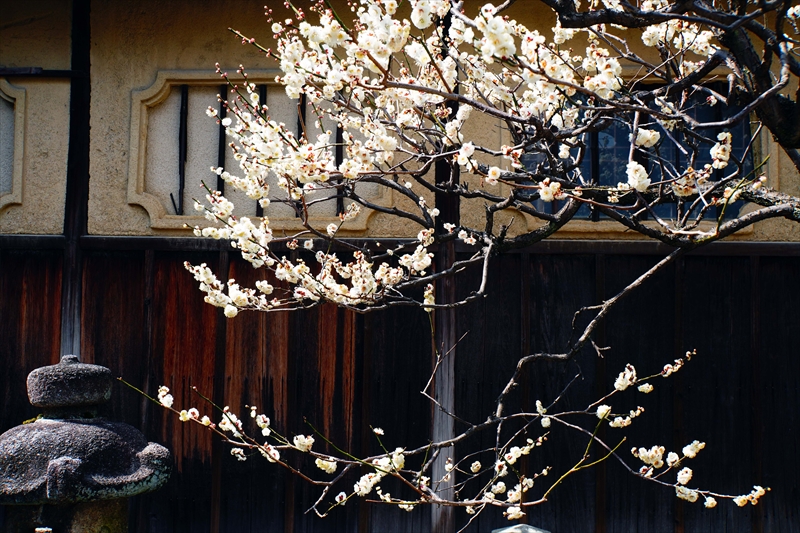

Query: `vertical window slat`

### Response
(217, 84, 227, 195)
(170, 84, 189, 215)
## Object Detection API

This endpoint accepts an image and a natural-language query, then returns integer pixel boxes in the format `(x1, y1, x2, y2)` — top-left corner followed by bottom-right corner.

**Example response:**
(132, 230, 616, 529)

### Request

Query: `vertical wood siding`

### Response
(0, 247, 798, 532)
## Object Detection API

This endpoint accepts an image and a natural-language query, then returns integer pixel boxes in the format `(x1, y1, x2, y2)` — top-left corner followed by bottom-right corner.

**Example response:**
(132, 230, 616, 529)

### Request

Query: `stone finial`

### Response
(27, 355, 113, 411)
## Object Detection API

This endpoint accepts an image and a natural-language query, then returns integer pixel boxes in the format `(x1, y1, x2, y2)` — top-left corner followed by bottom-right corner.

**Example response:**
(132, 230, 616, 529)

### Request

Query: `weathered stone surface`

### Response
(492, 525, 552, 533)
(27, 355, 113, 411)
(0, 354, 171, 508)
(0, 418, 171, 505)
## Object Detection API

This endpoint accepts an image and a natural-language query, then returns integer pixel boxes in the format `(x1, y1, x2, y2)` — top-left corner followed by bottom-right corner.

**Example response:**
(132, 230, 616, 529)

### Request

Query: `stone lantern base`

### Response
(3, 499, 128, 533)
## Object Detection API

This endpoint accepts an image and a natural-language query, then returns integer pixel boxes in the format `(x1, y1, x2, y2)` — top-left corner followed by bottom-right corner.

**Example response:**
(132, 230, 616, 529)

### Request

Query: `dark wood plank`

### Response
(80, 251, 147, 415)
(757, 256, 800, 533)
(602, 254, 677, 533)
(139, 251, 220, 533)
(360, 303, 433, 533)
(0, 250, 63, 431)
(197, 256, 289, 533)
(8, 245, 800, 533)
(452, 253, 524, 533)
(678, 256, 754, 533)
(524, 254, 598, 533)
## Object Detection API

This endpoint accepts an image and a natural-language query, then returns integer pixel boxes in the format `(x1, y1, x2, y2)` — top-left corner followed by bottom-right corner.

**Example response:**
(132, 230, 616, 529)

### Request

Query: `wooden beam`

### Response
(59, 0, 91, 358)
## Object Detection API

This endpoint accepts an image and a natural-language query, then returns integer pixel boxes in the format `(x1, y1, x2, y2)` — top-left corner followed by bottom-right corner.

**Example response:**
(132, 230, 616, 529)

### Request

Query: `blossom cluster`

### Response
(628, 438, 728, 507)
(145, 342, 767, 519)
(184, 0, 757, 314)
(159, 0, 783, 521)
(733, 485, 769, 507)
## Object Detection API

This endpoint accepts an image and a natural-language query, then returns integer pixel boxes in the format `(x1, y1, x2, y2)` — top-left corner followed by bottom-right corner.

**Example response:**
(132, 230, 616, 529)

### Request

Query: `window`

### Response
(127, 71, 389, 231)
(525, 86, 754, 222)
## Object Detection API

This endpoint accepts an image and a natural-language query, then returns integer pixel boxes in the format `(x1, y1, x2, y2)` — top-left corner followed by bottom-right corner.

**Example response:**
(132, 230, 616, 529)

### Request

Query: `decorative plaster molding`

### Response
(127, 70, 388, 231)
(0, 79, 26, 213)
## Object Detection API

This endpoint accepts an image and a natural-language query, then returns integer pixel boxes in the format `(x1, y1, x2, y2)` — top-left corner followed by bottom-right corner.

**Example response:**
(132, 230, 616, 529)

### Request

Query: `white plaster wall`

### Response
(0, 0, 71, 234)
(89, 0, 263, 234)
(0, 79, 70, 234)
(86, 0, 800, 240)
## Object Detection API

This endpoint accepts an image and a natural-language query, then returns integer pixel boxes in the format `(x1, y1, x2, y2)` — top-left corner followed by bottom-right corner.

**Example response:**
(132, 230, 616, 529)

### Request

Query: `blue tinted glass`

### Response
(573, 87, 754, 221)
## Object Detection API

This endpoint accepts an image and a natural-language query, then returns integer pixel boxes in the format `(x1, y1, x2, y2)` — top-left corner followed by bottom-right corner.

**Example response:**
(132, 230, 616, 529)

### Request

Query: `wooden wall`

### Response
(1, 244, 799, 532)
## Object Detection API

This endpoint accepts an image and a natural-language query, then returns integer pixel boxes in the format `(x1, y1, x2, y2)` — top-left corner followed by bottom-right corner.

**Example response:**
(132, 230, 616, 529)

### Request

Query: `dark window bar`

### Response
(590, 128, 600, 221)
(335, 123, 345, 216)
(294, 93, 307, 218)
(216, 84, 227, 195)
(256, 84, 268, 217)
(170, 84, 189, 215)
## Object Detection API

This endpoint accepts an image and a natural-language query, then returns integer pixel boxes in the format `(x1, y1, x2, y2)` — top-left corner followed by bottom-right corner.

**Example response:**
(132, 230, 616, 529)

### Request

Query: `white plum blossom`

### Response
(354, 472, 383, 496)
(682, 440, 706, 459)
(504, 506, 526, 520)
(633, 445, 666, 468)
(609, 416, 632, 428)
(676, 485, 699, 502)
(614, 364, 638, 391)
(504, 446, 524, 465)
(710, 132, 732, 169)
(391, 448, 406, 470)
(293, 435, 315, 452)
(677, 467, 693, 485)
(626, 162, 651, 192)
(486, 166, 502, 185)
(456, 142, 476, 167)
(166, 2, 781, 518)
(157, 386, 174, 408)
(667, 451, 680, 467)
(733, 486, 769, 506)
(491, 481, 507, 494)
(410, 0, 434, 29)
(256, 414, 271, 436)
(423, 284, 435, 311)
(219, 410, 243, 437)
(633, 129, 661, 148)
(458, 230, 477, 245)
(539, 179, 563, 202)
(259, 444, 280, 463)
(187, 0, 762, 328)
(315, 458, 337, 474)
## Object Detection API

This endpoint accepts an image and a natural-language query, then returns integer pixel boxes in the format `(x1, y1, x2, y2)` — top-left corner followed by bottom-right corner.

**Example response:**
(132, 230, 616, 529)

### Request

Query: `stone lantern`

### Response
(0, 355, 171, 533)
